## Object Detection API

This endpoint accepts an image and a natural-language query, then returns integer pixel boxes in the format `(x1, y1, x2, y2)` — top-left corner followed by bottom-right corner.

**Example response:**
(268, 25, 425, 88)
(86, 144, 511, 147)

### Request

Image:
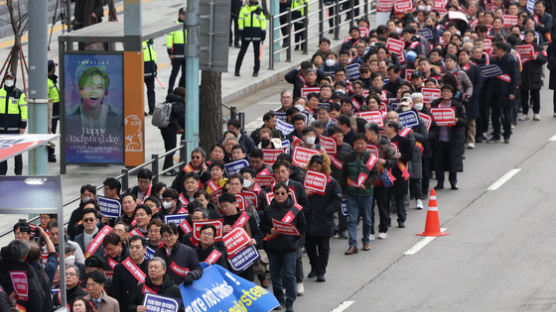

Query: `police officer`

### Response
(166, 8, 186, 94)
(143, 39, 157, 115)
(47, 60, 59, 163)
(0, 73, 27, 175)
(291, 0, 308, 51)
(234, 0, 266, 77)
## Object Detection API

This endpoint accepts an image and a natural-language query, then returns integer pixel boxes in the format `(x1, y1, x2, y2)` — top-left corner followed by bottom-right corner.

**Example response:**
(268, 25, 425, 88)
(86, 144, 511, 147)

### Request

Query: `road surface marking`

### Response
(549, 134, 556, 141)
(486, 168, 521, 191)
(331, 300, 355, 312)
(404, 228, 447, 255)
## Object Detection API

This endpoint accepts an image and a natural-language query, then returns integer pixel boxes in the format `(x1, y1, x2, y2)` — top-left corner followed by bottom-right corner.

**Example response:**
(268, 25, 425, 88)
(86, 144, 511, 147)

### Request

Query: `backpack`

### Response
(151, 101, 173, 128)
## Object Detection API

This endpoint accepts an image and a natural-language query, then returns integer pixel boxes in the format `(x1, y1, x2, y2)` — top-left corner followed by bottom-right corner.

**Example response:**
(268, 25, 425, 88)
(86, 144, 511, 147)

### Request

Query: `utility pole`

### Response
(185, 0, 200, 162)
(27, 0, 48, 175)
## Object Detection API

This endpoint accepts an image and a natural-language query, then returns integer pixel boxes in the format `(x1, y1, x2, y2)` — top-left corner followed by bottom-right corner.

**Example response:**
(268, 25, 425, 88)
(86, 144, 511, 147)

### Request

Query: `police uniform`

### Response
(291, 0, 308, 51)
(166, 10, 186, 93)
(234, 0, 267, 77)
(0, 79, 27, 175)
(143, 39, 157, 114)
(48, 60, 60, 162)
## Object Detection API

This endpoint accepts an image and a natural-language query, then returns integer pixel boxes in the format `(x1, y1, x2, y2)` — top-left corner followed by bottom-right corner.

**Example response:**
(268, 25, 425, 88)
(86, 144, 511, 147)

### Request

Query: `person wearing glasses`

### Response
(75, 208, 104, 258)
(196, 224, 228, 268)
(260, 183, 306, 312)
(111, 236, 148, 312)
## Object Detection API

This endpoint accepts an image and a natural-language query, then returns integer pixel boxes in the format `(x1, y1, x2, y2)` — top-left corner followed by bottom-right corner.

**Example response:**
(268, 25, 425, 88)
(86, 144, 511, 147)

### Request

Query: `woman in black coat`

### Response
(548, 34, 556, 117)
(430, 84, 467, 190)
(520, 30, 548, 121)
(303, 154, 341, 282)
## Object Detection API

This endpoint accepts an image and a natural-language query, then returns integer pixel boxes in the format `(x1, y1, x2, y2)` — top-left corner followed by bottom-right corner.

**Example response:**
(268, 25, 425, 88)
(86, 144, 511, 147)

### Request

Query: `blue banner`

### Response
(145, 246, 156, 260)
(143, 293, 179, 312)
(398, 111, 419, 128)
(274, 112, 287, 121)
(180, 265, 279, 312)
(224, 159, 250, 176)
(479, 64, 503, 78)
(418, 28, 434, 41)
(341, 198, 348, 216)
(228, 245, 260, 272)
(281, 140, 290, 154)
(346, 63, 361, 80)
(97, 196, 122, 219)
(276, 119, 294, 136)
(164, 214, 188, 225)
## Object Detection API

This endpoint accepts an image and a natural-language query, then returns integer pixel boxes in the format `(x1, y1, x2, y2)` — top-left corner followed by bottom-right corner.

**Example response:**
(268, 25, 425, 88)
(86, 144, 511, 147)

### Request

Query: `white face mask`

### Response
(65, 255, 76, 266)
(243, 179, 252, 188)
(395, 27, 402, 34)
(414, 102, 424, 111)
(4, 80, 14, 87)
(418, 5, 425, 10)
(81, 196, 92, 203)
(400, 105, 411, 112)
(295, 105, 305, 111)
(425, 5, 432, 11)
(306, 136, 316, 145)
(162, 201, 173, 209)
(325, 59, 336, 67)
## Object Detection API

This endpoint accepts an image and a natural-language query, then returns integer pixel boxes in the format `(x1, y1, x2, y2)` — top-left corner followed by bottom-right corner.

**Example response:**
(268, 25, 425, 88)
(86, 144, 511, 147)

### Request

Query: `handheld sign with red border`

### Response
(193, 220, 224, 241)
(483, 38, 492, 54)
(502, 14, 518, 28)
(241, 191, 259, 209)
(262, 148, 283, 166)
(319, 135, 337, 155)
(234, 193, 248, 211)
(422, 87, 441, 104)
(515, 44, 534, 63)
(394, 0, 413, 13)
(377, 0, 394, 12)
(255, 175, 276, 187)
(430, 107, 457, 126)
(223, 227, 252, 256)
(356, 111, 384, 127)
(366, 144, 379, 158)
(418, 112, 433, 131)
(405, 68, 415, 80)
(386, 37, 404, 55)
(272, 219, 301, 236)
(292, 146, 320, 167)
(301, 87, 321, 97)
(9, 271, 28, 301)
(303, 170, 328, 195)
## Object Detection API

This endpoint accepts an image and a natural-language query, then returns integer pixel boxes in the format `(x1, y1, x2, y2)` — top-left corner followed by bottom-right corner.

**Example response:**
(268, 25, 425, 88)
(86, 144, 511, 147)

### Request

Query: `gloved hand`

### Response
(183, 273, 194, 285)
(261, 31, 266, 42)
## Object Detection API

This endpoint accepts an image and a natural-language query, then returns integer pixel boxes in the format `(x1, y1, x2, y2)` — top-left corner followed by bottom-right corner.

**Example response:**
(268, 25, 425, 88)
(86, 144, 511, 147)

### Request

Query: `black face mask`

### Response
(261, 138, 270, 147)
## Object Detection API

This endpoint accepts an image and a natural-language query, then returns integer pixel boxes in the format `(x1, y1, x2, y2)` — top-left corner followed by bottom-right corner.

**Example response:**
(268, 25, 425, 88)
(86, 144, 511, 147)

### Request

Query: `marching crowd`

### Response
(2, 0, 556, 311)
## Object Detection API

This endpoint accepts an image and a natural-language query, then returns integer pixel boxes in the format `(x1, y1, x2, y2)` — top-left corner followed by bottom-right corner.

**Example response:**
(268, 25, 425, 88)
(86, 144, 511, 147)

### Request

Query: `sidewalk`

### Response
(0, 0, 374, 242)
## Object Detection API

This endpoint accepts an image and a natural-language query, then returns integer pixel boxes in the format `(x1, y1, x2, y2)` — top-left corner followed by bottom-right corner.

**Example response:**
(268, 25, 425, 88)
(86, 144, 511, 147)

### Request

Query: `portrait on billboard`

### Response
(63, 54, 124, 164)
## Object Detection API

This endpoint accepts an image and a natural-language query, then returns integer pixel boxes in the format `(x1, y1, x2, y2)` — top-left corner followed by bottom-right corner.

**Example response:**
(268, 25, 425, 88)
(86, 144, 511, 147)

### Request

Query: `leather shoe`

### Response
(307, 269, 316, 278)
(253, 72, 258, 77)
(344, 246, 358, 255)
(451, 184, 459, 190)
(234, 72, 240, 77)
(362, 242, 371, 251)
(434, 184, 444, 190)
(398, 222, 405, 228)
(317, 275, 326, 282)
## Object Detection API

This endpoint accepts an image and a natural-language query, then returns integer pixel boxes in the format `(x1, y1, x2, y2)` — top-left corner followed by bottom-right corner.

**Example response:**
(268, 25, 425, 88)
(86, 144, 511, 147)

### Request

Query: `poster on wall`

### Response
(63, 53, 124, 164)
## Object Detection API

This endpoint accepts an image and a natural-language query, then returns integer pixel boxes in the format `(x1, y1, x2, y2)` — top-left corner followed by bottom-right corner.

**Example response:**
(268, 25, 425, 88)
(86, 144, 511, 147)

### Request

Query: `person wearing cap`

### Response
(234, 0, 266, 77)
(166, 8, 187, 94)
(410, 71, 424, 92)
(430, 84, 467, 190)
(48, 60, 59, 163)
(0, 73, 27, 175)
(403, 26, 429, 56)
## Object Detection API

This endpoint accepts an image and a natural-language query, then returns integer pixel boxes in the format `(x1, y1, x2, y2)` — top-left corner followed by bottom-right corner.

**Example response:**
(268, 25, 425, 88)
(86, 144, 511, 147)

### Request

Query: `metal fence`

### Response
(268, 0, 376, 69)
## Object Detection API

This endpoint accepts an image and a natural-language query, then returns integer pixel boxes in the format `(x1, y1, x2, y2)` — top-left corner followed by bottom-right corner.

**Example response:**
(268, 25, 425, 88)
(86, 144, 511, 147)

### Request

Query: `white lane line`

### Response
(404, 228, 447, 256)
(331, 300, 355, 312)
(486, 168, 521, 191)
(549, 134, 556, 141)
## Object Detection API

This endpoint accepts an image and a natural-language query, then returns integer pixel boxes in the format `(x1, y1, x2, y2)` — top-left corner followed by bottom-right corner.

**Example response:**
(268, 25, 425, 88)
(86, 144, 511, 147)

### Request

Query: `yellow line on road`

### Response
(0, 0, 153, 49)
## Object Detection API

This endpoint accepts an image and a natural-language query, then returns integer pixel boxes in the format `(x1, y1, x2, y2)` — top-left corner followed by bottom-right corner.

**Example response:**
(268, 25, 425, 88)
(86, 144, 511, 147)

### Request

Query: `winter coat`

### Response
(260, 197, 306, 253)
(390, 134, 413, 196)
(306, 177, 342, 237)
(196, 243, 228, 269)
(521, 43, 547, 90)
(430, 98, 467, 173)
(129, 276, 183, 312)
(548, 40, 556, 90)
(73, 0, 104, 28)
(461, 62, 482, 119)
(408, 115, 428, 180)
(341, 150, 380, 197)
(154, 243, 202, 285)
(111, 258, 148, 312)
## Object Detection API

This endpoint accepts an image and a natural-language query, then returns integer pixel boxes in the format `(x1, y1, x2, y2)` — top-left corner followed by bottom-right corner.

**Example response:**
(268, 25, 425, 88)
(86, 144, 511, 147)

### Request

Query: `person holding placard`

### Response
(304, 155, 341, 282)
(196, 224, 228, 269)
(430, 84, 467, 190)
(260, 183, 306, 312)
(111, 236, 148, 312)
(519, 30, 547, 121)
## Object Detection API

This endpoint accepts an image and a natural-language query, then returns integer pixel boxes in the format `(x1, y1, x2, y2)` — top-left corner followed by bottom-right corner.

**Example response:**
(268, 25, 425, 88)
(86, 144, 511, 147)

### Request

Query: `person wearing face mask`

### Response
(0, 73, 27, 175)
(234, 0, 266, 77)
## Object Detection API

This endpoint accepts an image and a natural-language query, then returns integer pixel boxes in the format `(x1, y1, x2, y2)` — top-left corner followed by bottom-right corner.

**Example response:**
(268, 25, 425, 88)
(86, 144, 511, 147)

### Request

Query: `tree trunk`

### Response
(199, 70, 223, 152)
(6, 0, 21, 78)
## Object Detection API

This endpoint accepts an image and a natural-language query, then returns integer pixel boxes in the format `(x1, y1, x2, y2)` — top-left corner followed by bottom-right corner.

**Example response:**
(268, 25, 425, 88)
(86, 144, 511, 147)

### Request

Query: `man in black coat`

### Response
(196, 225, 229, 269)
(485, 42, 519, 144)
(111, 236, 149, 312)
(458, 49, 482, 148)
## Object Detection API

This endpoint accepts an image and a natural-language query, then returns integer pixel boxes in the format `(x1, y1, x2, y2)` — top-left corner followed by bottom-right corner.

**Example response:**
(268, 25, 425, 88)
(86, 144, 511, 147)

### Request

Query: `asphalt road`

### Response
(228, 78, 556, 312)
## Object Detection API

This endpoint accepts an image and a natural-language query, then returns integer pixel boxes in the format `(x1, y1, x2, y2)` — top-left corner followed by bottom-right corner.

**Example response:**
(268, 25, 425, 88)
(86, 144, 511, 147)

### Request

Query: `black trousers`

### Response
(305, 235, 330, 275)
(0, 130, 22, 175)
(343, 0, 360, 19)
(387, 189, 406, 224)
(479, 95, 490, 135)
(409, 177, 423, 200)
(490, 93, 513, 140)
(336, 204, 347, 232)
(435, 141, 457, 187)
(144, 75, 156, 113)
(235, 39, 261, 74)
(230, 14, 240, 46)
(372, 186, 390, 233)
(168, 58, 185, 93)
(520, 88, 540, 115)
(160, 126, 177, 170)
(421, 157, 431, 198)
(279, 3, 290, 44)
(296, 235, 304, 283)
(553, 92, 556, 113)
(52, 102, 59, 134)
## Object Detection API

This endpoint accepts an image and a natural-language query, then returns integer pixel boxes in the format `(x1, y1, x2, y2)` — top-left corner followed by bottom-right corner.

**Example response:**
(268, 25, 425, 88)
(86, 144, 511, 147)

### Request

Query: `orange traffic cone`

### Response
(416, 189, 449, 237)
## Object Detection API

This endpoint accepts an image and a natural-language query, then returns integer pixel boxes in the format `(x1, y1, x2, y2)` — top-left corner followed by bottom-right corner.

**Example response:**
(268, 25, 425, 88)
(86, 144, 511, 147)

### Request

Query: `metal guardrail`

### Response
(268, 0, 376, 70)
(223, 104, 246, 130)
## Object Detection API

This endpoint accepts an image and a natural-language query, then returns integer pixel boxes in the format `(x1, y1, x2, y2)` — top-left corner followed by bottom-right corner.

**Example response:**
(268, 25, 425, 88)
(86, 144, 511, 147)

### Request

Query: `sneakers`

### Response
(466, 142, 475, 149)
(487, 137, 502, 144)
(518, 114, 529, 121)
(533, 114, 541, 121)
(416, 199, 424, 209)
(297, 282, 304, 296)
(369, 234, 375, 241)
(377, 232, 387, 239)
